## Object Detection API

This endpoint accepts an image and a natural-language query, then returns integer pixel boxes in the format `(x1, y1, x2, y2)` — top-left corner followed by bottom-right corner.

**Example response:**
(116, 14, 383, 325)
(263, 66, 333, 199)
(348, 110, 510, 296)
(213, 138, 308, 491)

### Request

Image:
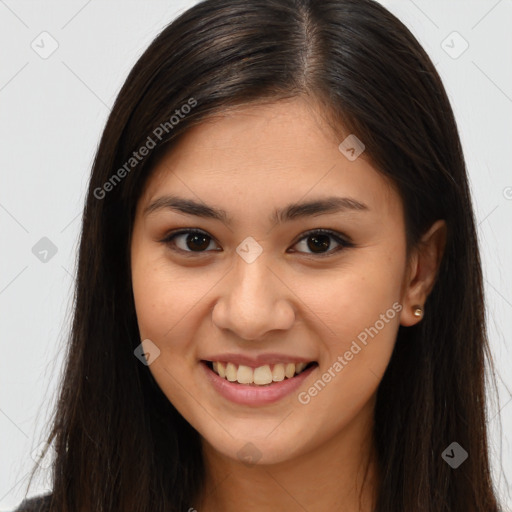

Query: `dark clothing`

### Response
(13, 493, 52, 512)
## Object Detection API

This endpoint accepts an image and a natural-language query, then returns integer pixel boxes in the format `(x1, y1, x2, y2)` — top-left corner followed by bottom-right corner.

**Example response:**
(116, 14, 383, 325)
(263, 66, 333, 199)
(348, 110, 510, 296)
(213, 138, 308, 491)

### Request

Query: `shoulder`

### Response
(12, 493, 52, 512)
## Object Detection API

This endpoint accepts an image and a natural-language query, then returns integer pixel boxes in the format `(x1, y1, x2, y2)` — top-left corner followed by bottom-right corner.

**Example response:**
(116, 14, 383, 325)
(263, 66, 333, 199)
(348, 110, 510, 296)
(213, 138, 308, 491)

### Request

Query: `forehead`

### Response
(139, 98, 400, 223)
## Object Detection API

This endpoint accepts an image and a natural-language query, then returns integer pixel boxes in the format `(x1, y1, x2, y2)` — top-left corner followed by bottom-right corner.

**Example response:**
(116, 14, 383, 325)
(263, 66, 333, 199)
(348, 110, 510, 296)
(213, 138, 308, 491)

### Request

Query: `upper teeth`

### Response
(211, 361, 309, 385)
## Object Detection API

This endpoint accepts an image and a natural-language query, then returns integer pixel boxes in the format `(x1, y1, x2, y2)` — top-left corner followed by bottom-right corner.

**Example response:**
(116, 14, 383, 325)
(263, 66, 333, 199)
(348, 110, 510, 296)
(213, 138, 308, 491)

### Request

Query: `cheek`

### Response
(131, 253, 216, 361)
(130, 256, 206, 414)
(293, 253, 403, 340)
(294, 258, 403, 418)
(132, 259, 172, 341)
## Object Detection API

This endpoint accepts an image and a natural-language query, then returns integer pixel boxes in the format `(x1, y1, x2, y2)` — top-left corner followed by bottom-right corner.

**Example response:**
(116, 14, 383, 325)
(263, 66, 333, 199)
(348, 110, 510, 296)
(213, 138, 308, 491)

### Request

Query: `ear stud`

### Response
(413, 305, 424, 319)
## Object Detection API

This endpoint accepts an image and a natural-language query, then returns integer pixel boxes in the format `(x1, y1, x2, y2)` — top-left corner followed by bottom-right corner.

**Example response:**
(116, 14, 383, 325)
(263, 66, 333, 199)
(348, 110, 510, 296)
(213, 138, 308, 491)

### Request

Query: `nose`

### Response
(211, 253, 296, 341)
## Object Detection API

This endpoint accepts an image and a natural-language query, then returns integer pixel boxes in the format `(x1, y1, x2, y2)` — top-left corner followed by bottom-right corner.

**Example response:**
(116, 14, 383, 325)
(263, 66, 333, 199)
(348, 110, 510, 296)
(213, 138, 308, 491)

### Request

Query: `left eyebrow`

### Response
(143, 194, 369, 227)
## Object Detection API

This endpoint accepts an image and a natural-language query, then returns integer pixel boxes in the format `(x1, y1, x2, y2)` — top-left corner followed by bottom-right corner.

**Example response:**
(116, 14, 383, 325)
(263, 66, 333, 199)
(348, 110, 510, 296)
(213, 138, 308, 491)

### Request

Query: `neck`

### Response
(195, 403, 379, 512)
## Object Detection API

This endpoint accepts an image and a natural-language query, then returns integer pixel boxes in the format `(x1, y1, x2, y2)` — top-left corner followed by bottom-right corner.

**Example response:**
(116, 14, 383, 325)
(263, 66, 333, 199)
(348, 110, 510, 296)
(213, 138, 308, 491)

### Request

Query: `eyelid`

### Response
(160, 227, 354, 256)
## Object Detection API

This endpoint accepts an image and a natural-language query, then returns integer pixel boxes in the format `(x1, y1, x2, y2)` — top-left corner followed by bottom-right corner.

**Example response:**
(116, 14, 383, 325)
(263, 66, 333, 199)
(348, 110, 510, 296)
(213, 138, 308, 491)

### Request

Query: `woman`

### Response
(15, 0, 503, 510)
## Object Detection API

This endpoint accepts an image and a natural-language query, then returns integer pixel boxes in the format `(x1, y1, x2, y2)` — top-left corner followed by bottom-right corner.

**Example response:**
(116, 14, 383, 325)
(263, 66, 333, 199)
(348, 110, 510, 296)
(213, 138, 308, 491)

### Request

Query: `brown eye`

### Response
(291, 229, 353, 256)
(162, 229, 220, 253)
(305, 233, 331, 253)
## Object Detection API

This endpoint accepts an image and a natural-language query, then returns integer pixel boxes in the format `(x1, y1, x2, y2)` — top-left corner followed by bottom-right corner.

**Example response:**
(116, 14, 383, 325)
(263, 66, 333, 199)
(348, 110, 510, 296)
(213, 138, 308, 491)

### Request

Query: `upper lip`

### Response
(202, 353, 316, 368)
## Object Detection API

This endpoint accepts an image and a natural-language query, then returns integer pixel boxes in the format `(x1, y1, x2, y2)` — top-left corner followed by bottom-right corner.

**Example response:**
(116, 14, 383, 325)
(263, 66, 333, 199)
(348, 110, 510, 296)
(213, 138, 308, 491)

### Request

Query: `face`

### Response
(130, 96, 418, 466)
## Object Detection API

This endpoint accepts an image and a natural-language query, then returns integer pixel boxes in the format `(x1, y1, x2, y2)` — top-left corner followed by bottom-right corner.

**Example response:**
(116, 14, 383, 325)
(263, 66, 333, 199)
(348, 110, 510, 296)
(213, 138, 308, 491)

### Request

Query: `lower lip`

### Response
(201, 361, 318, 406)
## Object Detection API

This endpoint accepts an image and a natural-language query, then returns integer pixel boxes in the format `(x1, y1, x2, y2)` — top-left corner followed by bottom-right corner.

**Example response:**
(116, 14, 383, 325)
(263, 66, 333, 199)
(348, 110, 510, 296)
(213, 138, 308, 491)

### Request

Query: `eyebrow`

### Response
(143, 194, 369, 225)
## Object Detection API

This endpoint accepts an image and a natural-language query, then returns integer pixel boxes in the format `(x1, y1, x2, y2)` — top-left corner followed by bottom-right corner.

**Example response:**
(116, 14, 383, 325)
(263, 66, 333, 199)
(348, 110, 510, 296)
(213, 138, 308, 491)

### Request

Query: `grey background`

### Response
(1, 0, 511, 509)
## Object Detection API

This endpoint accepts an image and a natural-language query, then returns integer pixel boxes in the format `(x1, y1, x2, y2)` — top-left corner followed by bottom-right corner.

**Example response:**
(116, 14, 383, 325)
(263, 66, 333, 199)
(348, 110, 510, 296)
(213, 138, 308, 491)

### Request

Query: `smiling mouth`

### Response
(202, 360, 318, 386)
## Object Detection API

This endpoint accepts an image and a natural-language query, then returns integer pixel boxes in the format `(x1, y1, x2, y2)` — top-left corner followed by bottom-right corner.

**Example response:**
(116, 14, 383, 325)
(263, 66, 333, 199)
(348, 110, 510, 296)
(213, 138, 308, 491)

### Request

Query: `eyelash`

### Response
(159, 228, 354, 258)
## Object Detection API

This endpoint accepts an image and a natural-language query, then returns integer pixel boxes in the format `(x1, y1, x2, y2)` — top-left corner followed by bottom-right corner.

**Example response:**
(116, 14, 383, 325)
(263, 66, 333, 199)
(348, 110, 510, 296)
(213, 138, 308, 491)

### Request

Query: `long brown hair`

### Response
(21, 0, 502, 510)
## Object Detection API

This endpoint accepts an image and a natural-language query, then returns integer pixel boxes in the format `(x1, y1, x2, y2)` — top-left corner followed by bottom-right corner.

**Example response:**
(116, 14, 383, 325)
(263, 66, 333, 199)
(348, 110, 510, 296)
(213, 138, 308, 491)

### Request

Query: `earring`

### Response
(413, 305, 423, 319)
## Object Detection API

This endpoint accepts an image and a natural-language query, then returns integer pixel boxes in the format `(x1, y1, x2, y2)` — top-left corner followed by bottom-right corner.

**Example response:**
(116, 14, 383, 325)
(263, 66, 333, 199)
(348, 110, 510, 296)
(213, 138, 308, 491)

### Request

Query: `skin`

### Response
(130, 96, 446, 512)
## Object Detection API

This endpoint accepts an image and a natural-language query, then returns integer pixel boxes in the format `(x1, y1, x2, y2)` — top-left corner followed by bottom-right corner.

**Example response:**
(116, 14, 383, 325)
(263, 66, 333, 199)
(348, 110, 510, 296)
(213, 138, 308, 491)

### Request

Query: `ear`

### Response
(400, 220, 447, 327)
